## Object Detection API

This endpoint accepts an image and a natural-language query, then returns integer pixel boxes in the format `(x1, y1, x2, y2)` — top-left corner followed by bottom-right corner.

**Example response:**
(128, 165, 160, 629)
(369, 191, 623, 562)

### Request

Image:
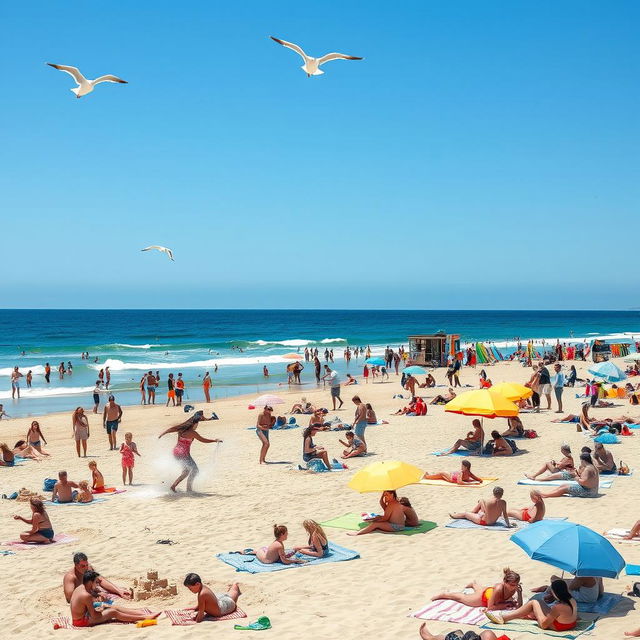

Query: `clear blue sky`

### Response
(2, 1, 638, 309)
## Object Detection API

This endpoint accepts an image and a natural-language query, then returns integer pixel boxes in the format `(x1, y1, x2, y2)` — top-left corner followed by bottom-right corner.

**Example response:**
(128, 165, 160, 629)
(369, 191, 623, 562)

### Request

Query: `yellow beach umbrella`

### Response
(491, 382, 533, 402)
(348, 460, 424, 493)
(444, 388, 519, 418)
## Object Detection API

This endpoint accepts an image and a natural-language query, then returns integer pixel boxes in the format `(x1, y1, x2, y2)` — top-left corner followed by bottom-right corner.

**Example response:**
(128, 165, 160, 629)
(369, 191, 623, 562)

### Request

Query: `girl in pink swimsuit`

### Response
(422, 459, 483, 485)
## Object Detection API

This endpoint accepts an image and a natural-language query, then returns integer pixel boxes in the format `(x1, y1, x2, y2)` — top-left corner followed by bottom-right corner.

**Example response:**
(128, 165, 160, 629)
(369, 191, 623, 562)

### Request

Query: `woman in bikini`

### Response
(302, 426, 331, 469)
(486, 579, 577, 632)
(422, 459, 482, 485)
(293, 520, 330, 558)
(248, 525, 306, 565)
(158, 411, 222, 492)
(13, 497, 55, 544)
(507, 490, 545, 523)
(72, 407, 90, 458)
(26, 421, 50, 456)
(256, 405, 275, 464)
(12, 440, 47, 461)
(432, 568, 522, 610)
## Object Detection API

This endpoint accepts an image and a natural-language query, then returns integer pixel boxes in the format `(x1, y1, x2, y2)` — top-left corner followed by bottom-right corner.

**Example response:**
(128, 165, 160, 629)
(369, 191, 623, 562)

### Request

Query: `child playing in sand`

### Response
(76, 481, 94, 503)
(339, 431, 367, 458)
(120, 432, 141, 485)
(183, 573, 242, 620)
(423, 459, 482, 485)
(247, 525, 307, 565)
(293, 520, 329, 558)
(88, 460, 106, 493)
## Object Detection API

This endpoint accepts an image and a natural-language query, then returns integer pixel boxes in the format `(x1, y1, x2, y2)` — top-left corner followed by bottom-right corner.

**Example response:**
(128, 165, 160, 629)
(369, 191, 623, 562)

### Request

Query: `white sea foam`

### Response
(112, 343, 155, 349)
(249, 337, 346, 347)
(89, 355, 300, 372)
(0, 385, 94, 400)
(0, 365, 46, 377)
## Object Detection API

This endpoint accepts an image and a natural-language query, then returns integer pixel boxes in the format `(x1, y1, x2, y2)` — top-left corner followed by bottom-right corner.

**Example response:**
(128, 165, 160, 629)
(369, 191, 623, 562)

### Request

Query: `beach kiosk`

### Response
(408, 333, 460, 367)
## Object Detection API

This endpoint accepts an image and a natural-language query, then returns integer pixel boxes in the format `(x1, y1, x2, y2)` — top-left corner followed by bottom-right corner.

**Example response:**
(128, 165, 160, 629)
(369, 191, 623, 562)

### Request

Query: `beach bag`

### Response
(619, 461, 630, 475)
(43, 478, 56, 492)
(505, 438, 518, 452)
(595, 432, 619, 444)
(307, 459, 329, 473)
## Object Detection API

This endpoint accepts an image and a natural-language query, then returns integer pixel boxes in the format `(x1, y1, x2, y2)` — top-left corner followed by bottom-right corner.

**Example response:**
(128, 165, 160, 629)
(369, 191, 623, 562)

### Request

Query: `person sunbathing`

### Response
(624, 627, 640, 637)
(623, 520, 640, 540)
(538, 453, 599, 498)
(399, 496, 420, 527)
(502, 416, 524, 438)
(76, 481, 94, 503)
(12, 440, 47, 461)
(485, 579, 577, 632)
(339, 431, 367, 458)
(70, 570, 160, 627)
(13, 497, 55, 543)
(431, 567, 522, 610)
(0, 442, 15, 466)
(450, 486, 514, 527)
(531, 575, 603, 604)
(488, 431, 513, 456)
(348, 490, 407, 535)
(183, 573, 241, 620)
(430, 387, 456, 405)
(418, 623, 503, 640)
(308, 409, 330, 430)
(393, 399, 417, 415)
(419, 373, 437, 388)
(552, 403, 601, 431)
(290, 397, 314, 414)
(525, 444, 574, 480)
(248, 525, 306, 564)
(365, 402, 387, 424)
(507, 490, 545, 523)
(437, 419, 484, 456)
(292, 519, 329, 558)
(593, 442, 616, 474)
(423, 459, 482, 485)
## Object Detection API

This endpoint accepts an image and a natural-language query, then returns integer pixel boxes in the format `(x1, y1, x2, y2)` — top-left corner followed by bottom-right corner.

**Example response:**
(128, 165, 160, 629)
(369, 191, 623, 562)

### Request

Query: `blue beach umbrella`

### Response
(510, 520, 625, 578)
(402, 366, 427, 375)
(587, 361, 626, 383)
(365, 357, 386, 366)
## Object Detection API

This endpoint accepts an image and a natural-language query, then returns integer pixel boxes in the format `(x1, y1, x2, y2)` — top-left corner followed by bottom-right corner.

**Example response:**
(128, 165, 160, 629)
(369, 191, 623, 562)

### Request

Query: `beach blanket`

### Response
(51, 609, 153, 630)
(320, 512, 437, 536)
(46, 498, 107, 506)
(164, 608, 247, 625)
(431, 449, 477, 457)
(418, 477, 498, 488)
(626, 563, 640, 575)
(216, 542, 359, 573)
(576, 592, 622, 615)
(410, 600, 488, 625)
(92, 488, 126, 495)
(517, 478, 613, 489)
(605, 528, 640, 543)
(482, 618, 595, 638)
(1, 533, 77, 549)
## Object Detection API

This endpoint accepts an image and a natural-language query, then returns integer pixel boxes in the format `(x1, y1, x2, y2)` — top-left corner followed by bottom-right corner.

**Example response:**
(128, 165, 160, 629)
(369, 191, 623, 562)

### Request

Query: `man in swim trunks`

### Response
(103, 395, 123, 450)
(538, 452, 600, 499)
(322, 366, 344, 410)
(183, 573, 242, 621)
(450, 486, 514, 527)
(70, 570, 158, 626)
(64, 552, 133, 603)
(11, 366, 23, 399)
(538, 361, 552, 410)
(175, 373, 185, 406)
(145, 371, 157, 405)
(348, 490, 407, 535)
(352, 395, 369, 447)
(52, 471, 79, 503)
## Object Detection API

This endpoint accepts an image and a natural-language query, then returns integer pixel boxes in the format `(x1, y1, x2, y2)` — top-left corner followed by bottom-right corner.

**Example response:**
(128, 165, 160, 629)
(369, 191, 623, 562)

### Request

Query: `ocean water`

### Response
(1, 309, 639, 418)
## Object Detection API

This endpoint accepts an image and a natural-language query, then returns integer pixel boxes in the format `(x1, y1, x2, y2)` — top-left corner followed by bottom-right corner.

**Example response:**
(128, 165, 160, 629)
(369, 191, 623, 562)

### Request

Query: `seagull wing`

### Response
(166, 249, 175, 261)
(93, 75, 128, 86)
(270, 36, 308, 62)
(317, 52, 363, 67)
(141, 246, 163, 252)
(47, 63, 86, 85)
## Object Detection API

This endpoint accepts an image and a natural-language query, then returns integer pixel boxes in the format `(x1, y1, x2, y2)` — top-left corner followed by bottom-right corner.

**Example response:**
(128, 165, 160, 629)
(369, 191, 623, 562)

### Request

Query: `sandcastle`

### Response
(16, 488, 45, 502)
(132, 570, 178, 601)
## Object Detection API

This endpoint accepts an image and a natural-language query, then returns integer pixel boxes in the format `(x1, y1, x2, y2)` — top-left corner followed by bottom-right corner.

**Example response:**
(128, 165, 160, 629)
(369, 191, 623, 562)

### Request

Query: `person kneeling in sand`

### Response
(64, 552, 132, 603)
(507, 490, 545, 523)
(419, 623, 506, 640)
(437, 419, 484, 456)
(423, 459, 482, 485)
(525, 445, 574, 481)
(70, 570, 159, 627)
(183, 573, 241, 620)
(450, 486, 514, 527)
(349, 490, 409, 536)
(339, 431, 367, 458)
(431, 567, 523, 611)
(537, 453, 599, 499)
(246, 525, 307, 565)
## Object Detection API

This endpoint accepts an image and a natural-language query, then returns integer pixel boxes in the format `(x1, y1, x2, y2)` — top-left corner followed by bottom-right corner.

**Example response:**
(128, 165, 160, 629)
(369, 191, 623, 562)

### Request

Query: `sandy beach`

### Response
(1, 356, 638, 639)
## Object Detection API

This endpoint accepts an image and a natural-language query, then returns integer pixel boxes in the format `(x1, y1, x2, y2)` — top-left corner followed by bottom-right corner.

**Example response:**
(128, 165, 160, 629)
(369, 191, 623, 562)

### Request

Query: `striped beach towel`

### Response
(2, 533, 77, 549)
(164, 608, 247, 625)
(51, 609, 153, 629)
(410, 599, 488, 625)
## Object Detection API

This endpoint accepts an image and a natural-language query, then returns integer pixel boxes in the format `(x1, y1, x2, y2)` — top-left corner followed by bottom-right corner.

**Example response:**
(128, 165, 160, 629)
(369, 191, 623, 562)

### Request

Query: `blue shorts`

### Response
(176, 389, 184, 397)
(256, 428, 269, 441)
(106, 420, 119, 434)
(354, 421, 367, 439)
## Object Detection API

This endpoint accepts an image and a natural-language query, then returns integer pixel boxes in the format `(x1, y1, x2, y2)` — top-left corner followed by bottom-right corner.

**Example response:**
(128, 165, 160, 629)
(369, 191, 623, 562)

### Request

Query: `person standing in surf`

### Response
(158, 411, 222, 492)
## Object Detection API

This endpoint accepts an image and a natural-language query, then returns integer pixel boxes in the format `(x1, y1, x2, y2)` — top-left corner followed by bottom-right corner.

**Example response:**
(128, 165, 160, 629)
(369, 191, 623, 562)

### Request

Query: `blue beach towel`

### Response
(626, 564, 640, 575)
(576, 592, 622, 615)
(431, 449, 478, 457)
(47, 497, 106, 506)
(216, 542, 359, 573)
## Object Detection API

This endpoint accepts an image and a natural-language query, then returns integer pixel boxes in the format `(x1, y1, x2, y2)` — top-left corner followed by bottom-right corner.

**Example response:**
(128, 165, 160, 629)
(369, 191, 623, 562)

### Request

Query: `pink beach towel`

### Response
(51, 609, 153, 629)
(411, 598, 515, 626)
(164, 608, 247, 625)
(1, 533, 77, 550)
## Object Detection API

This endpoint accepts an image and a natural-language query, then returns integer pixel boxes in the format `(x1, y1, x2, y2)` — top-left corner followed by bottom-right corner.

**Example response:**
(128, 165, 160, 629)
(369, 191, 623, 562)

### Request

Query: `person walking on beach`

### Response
(256, 405, 275, 464)
(11, 366, 23, 399)
(103, 395, 122, 450)
(146, 370, 157, 404)
(538, 361, 552, 410)
(323, 365, 344, 410)
(166, 373, 176, 407)
(203, 371, 212, 402)
(552, 363, 565, 413)
(92, 380, 103, 414)
(72, 407, 90, 457)
(176, 373, 185, 406)
(139, 374, 146, 405)
(352, 395, 368, 448)
(314, 356, 321, 383)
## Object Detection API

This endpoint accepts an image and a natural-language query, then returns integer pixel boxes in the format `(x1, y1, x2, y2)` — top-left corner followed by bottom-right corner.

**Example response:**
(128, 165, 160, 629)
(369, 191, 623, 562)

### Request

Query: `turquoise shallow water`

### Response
(1, 309, 639, 417)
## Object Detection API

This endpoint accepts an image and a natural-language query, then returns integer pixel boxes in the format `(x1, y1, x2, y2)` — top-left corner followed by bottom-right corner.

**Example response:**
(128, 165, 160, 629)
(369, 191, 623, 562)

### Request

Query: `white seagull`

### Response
(47, 63, 128, 98)
(141, 246, 175, 261)
(269, 37, 363, 77)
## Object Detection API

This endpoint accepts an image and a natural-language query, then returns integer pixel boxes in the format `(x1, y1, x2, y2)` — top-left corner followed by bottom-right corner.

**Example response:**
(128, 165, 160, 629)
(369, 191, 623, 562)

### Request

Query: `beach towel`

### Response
(51, 609, 153, 629)
(320, 512, 437, 536)
(445, 518, 519, 531)
(576, 592, 622, 615)
(482, 618, 595, 638)
(410, 599, 488, 625)
(626, 564, 640, 575)
(418, 477, 498, 488)
(46, 498, 107, 506)
(164, 608, 247, 625)
(216, 542, 359, 573)
(431, 449, 478, 457)
(1, 533, 77, 549)
(605, 528, 640, 543)
(517, 478, 614, 489)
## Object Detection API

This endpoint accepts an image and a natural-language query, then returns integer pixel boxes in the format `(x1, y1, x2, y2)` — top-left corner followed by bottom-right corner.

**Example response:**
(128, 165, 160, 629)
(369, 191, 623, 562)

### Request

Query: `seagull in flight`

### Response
(141, 246, 175, 261)
(47, 63, 128, 98)
(269, 37, 363, 77)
